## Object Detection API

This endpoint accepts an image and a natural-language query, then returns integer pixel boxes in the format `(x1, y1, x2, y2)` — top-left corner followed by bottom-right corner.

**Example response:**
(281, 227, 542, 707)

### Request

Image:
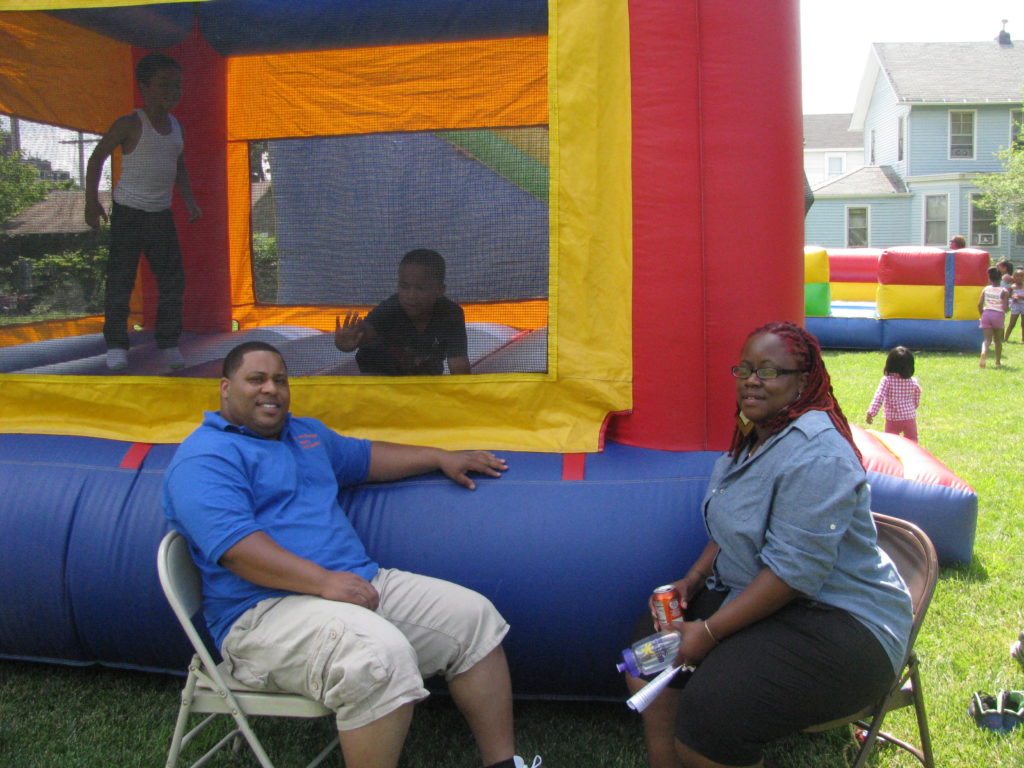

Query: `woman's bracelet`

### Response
(703, 620, 719, 645)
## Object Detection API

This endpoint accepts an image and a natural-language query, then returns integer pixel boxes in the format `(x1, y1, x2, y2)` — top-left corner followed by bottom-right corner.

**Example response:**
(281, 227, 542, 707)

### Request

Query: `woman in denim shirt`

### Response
(626, 321, 913, 768)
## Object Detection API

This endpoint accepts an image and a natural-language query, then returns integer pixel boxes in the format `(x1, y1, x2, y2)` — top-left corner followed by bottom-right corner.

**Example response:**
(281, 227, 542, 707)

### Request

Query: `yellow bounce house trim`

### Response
(0, 0, 632, 452)
(3, 1, 202, 9)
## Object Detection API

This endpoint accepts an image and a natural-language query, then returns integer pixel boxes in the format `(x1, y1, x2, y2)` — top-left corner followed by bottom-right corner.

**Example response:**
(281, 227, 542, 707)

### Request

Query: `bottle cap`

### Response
(616, 648, 641, 677)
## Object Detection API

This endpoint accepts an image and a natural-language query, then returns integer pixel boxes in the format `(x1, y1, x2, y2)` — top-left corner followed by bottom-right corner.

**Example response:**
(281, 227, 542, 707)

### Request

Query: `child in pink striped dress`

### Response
(865, 346, 921, 441)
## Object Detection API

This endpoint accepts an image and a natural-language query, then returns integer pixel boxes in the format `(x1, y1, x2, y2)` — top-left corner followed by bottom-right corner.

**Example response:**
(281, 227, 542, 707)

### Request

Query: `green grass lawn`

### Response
(1, 345, 1022, 767)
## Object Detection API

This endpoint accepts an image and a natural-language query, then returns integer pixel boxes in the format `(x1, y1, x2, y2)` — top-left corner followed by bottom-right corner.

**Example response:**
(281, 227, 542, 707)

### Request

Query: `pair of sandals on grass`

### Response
(968, 632, 1024, 733)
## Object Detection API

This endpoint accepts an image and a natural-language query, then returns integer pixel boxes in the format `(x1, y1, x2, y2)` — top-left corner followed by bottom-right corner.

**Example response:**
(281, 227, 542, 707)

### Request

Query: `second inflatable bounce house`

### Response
(0, 0, 976, 699)
(805, 244, 990, 350)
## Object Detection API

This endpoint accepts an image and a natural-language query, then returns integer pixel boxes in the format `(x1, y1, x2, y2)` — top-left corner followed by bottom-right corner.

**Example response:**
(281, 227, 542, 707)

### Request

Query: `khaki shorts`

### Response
(221, 568, 509, 730)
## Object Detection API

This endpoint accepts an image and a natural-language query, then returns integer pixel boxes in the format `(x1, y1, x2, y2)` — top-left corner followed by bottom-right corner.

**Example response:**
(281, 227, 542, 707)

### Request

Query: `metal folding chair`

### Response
(157, 530, 339, 768)
(805, 512, 937, 768)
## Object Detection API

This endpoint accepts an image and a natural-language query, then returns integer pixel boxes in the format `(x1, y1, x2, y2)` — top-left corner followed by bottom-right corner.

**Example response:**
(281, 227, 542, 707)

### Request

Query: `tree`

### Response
(0, 129, 49, 226)
(973, 117, 1024, 238)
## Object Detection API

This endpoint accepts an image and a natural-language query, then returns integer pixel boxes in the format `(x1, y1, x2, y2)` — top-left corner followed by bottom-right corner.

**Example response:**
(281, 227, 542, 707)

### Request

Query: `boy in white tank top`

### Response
(85, 53, 201, 371)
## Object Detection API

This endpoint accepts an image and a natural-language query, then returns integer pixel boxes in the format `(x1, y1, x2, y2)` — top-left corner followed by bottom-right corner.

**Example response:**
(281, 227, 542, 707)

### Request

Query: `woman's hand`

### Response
(670, 618, 718, 667)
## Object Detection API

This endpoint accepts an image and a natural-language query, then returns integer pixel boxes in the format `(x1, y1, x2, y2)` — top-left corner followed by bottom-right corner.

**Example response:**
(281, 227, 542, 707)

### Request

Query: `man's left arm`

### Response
(367, 442, 507, 490)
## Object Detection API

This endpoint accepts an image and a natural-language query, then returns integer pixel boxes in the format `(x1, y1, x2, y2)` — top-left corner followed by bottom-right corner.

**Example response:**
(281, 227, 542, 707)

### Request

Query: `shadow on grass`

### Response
(940, 553, 989, 583)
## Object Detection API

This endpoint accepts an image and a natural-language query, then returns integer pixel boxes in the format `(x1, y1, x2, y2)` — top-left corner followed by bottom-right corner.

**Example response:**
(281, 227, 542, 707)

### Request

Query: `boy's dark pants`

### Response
(104, 202, 184, 350)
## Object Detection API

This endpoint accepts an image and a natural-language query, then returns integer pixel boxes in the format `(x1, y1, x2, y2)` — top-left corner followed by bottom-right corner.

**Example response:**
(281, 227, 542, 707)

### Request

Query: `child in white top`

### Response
(978, 267, 1010, 368)
(866, 346, 921, 441)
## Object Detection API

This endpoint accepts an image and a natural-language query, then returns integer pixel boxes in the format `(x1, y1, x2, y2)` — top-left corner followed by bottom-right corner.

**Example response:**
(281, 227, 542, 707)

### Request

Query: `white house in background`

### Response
(805, 28, 1024, 258)
(803, 113, 864, 188)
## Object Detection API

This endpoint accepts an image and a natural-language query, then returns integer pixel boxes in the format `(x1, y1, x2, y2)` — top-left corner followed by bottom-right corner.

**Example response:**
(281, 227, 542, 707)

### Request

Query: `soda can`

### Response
(652, 585, 683, 626)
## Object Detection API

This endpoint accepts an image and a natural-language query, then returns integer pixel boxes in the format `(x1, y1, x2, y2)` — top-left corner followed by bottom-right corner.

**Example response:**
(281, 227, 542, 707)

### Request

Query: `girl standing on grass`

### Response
(866, 346, 921, 441)
(978, 267, 1010, 368)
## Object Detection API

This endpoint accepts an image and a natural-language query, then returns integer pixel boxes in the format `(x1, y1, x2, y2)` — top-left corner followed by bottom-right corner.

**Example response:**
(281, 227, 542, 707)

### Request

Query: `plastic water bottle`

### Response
(616, 631, 681, 677)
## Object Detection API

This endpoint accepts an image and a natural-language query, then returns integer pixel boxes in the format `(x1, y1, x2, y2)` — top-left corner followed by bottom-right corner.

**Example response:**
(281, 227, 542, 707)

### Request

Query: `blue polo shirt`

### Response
(162, 411, 375, 649)
(702, 410, 913, 672)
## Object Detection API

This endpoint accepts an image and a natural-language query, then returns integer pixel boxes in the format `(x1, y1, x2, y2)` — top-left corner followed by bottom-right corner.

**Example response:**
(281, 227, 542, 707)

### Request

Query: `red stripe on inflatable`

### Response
(134, 25, 231, 336)
(120, 442, 152, 470)
(562, 453, 587, 481)
(611, 0, 804, 452)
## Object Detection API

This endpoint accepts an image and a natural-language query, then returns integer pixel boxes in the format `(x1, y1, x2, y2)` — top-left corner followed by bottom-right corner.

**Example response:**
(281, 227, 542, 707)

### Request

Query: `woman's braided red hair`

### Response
(728, 321, 861, 461)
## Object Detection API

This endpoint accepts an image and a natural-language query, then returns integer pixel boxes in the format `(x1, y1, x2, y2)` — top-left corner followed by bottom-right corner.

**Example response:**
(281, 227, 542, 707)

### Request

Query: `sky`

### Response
(800, 0, 1018, 114)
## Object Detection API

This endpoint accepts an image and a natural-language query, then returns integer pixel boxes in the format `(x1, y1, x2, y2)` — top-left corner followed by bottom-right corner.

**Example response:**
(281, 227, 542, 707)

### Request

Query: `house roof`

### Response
(803, 113, 863, 149)
(811, 165, 909, 196)
(4, 189, 112, 235)
(851, 38, 1024, 129)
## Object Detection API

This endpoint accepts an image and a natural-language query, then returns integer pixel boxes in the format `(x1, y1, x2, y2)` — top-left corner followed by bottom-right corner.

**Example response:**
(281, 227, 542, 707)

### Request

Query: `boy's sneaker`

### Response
(106, 348, 128, 371)
(514, 757, 542, 768)
(163, 347, 186, 369)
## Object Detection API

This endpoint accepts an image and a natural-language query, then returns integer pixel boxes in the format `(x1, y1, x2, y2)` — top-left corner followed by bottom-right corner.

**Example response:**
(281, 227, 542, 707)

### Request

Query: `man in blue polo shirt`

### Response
(163, 340, 537, 768)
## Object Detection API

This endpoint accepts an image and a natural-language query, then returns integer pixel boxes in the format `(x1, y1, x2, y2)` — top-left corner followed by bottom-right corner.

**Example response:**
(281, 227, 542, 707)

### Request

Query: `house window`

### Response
(846, 206, 869, 246)
(950, 110, 975, 159)
(924, 194, 947, 246)
(870, 130, 876, 164)
(826, 154, 844, 177)
(1012, 108, 1023, 149)
(970, 193, 998, 247)
(897, 116, 905, 161)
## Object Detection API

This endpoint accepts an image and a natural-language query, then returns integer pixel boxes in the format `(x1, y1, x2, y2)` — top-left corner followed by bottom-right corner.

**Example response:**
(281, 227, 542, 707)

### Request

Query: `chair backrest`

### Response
(872, 512, 939, 652)
(157, 530, 217, 668)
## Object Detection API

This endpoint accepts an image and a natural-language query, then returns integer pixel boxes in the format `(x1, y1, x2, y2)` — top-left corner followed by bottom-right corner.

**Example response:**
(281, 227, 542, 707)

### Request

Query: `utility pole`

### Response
(60, 131, 99, 188)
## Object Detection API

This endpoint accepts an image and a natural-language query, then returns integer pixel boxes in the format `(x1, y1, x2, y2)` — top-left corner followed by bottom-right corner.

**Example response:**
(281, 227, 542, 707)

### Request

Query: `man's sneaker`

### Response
(106, 348, 128, 371)
(163, 347, 186, 369)
(514, 757, 542, 768)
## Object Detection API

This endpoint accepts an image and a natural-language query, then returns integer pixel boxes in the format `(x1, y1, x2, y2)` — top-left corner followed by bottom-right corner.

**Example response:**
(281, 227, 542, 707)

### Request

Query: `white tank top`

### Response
(113, 109, 182, 212)
(982, 285, 1006, 312)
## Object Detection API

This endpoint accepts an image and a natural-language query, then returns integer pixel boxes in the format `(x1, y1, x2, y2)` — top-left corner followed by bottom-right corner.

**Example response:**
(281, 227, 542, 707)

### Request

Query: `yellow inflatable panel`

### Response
(803, 246, 829, 284)
(830, 282, 878, 302)
(877, 284, 944, 320)
(952, 286, 985, 320)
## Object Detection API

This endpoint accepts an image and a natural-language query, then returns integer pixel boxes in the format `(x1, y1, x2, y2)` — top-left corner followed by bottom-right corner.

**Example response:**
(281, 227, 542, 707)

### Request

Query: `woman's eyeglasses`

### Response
(731, 366, 805, 381)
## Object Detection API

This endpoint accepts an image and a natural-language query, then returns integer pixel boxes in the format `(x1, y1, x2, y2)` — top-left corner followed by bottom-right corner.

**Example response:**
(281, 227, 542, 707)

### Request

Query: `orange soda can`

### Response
(652, 585, 683, 626)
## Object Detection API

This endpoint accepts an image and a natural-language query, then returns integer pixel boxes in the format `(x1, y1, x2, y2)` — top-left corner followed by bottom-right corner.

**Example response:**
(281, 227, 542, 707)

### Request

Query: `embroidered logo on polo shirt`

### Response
(296, 433, 321, 450)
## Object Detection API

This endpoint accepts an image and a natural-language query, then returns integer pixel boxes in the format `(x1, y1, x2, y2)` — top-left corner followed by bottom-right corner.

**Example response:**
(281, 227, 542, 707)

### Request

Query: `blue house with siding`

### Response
(805, 31, 1024, 260)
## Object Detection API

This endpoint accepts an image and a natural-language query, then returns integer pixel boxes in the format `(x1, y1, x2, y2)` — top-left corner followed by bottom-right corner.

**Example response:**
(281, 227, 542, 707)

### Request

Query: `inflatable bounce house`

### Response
(804, 244, 990, 350)
(0, 1, 975, 700)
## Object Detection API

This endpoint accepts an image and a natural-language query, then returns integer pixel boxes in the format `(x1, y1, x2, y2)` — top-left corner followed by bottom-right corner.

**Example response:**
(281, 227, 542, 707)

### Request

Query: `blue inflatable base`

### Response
(0, 433, 976, 697)
(807, 316, 982, 351)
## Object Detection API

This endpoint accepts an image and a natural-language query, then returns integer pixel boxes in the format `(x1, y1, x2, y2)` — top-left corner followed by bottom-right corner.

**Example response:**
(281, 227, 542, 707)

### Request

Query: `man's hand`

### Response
(438, 450, 508, 490)
(335, 311, 366, 352)
(185, 199, 202, 222)
(320, 570, 380, 611)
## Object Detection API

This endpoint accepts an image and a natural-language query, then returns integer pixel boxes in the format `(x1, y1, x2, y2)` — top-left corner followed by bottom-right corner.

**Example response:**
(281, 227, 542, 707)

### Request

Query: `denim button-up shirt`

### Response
(702, 410, 913, 672)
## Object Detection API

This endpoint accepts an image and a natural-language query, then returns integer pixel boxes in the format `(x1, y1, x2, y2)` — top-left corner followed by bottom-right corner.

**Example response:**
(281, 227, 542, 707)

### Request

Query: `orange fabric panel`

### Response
(0, 315, 103, 347)
(230, 301, 549, 333)
(227, 142, 256, 309)
(0, 12, 131, 133)
(227, 36, 548, 140)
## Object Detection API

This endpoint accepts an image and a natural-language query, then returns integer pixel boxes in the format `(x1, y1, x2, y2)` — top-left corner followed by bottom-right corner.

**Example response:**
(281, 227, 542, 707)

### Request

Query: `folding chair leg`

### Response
(851, 710, 888, 768)
(910, 664, 935, 768)
(165, 667, 200, 768)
